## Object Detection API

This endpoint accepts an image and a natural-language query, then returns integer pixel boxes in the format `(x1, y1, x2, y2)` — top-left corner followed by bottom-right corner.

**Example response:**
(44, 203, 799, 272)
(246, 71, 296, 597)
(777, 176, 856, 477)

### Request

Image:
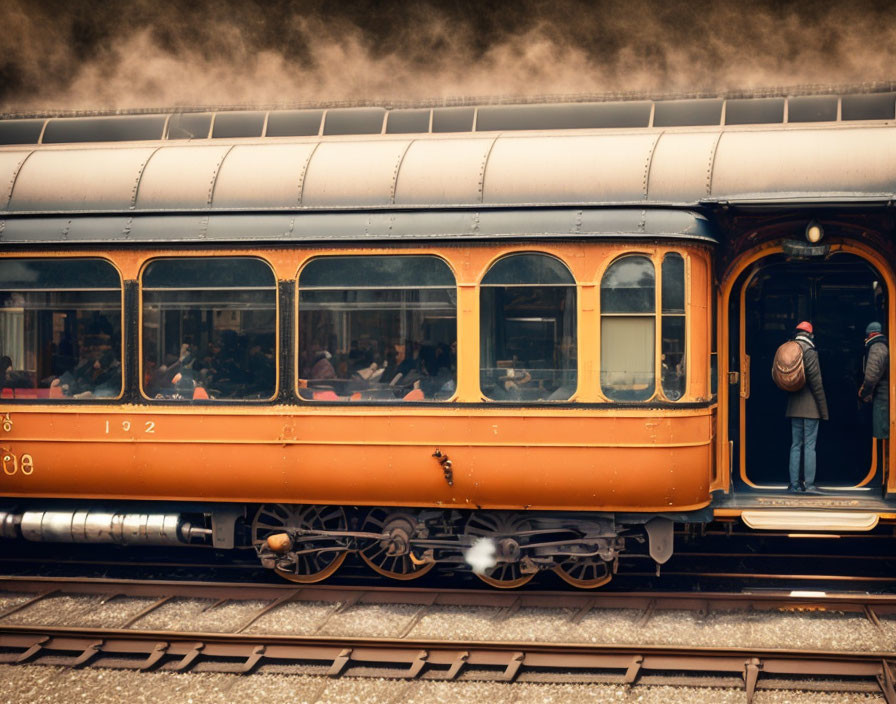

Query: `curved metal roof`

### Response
(0, 123, 894, 243)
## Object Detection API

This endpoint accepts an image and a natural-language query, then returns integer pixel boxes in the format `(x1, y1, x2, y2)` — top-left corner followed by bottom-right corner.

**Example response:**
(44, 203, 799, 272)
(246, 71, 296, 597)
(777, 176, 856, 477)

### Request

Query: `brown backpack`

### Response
(772, 340, 806, 392)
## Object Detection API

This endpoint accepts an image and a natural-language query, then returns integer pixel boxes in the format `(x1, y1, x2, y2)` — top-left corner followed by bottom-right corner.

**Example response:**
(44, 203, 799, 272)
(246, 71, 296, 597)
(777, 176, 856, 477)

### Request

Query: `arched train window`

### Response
(480, 253, 577, 401)
(601, 255, 655, 401)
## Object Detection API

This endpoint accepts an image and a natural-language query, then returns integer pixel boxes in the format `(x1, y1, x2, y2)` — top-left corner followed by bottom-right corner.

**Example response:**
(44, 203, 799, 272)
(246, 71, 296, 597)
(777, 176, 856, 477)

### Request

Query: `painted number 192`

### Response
(105, 420, 156, 434)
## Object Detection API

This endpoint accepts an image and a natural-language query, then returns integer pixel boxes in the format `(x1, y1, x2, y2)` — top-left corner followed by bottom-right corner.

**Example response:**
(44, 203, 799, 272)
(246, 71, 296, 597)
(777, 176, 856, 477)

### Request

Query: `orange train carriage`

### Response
(0, 92, 893, 588)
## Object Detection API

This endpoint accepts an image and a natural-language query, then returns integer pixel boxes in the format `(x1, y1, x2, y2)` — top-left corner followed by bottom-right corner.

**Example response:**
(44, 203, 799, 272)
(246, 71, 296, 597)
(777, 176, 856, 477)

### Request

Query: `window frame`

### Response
(138, 255, 279, 403)
(599, 252, 657, 403)
(0, 256, 125, 403)
(479, 251, 578, 403)
(660, 251, 688, 402)
(295, 253, 459, 404)
(598, 249, 690, 403)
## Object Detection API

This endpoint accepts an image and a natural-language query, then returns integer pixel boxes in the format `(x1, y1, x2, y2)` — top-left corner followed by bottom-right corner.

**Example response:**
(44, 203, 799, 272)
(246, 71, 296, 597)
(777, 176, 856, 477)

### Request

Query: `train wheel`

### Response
(252, 504, 348, 584)
(553, 557, 613, 589)
(475, 563, 536, 589)
(464, 513, 536, 589)
(359, 509, 435, 580)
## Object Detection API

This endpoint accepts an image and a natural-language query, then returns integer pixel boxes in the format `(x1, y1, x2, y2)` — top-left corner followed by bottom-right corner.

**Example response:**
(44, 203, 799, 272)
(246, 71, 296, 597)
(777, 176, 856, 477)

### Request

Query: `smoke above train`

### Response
(2, 0, 896, 113)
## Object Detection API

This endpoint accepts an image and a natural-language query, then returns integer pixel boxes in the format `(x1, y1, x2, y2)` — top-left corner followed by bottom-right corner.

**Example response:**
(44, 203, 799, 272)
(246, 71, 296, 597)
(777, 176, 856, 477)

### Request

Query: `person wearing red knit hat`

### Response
(785, 321, 828, 494)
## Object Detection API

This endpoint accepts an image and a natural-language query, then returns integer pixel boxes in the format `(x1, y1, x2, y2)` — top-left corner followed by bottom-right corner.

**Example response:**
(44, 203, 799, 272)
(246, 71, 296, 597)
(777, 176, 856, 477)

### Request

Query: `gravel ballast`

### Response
(0, 665, 886, 704)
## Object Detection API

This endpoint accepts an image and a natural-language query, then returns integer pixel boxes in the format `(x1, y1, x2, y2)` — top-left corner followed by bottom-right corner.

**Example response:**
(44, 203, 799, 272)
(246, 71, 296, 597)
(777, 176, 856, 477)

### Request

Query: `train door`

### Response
(729, 253, 888, 491)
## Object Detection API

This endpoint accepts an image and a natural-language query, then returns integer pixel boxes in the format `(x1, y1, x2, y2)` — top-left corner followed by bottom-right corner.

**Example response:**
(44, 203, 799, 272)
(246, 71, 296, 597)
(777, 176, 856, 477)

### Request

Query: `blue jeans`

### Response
(789, 418, 819, 486)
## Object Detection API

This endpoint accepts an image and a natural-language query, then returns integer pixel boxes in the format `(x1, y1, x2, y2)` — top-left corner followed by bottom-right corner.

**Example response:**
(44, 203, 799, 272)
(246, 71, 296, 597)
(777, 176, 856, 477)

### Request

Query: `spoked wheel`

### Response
(252, 504, 348, 583)
(553, 556, 613, 589)
(359, 509, 435, 581)
(464, 513, 536, 589)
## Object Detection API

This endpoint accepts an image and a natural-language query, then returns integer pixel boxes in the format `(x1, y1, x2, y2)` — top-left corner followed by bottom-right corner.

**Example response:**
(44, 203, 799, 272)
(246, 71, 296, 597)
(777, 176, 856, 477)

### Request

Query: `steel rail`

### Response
(0, 624, 894, 703)
(3, 576, 896, 617)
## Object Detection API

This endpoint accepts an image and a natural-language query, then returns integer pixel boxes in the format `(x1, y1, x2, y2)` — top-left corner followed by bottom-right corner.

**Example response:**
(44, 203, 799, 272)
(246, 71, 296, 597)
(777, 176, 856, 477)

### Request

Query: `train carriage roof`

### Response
(1, 95, 896, 245)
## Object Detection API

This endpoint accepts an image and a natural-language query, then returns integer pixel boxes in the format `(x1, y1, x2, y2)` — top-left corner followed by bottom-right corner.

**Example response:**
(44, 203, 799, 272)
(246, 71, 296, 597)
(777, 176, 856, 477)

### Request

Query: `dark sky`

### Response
(2, 0, 896, 113)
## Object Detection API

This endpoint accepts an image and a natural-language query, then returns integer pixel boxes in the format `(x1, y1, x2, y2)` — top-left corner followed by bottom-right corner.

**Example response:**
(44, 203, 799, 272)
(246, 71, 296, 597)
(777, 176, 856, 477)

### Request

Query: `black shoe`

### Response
(787, 484, 800, 493)
(803, 484, 822, 494)
(799, 481, 807, 492)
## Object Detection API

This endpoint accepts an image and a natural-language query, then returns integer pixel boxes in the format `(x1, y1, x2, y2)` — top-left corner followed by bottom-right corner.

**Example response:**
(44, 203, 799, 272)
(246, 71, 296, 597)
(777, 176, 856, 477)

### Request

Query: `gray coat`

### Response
(785, 333, 829, 420)
(862, 337, 889, 438)
(862, 337, 888, 394)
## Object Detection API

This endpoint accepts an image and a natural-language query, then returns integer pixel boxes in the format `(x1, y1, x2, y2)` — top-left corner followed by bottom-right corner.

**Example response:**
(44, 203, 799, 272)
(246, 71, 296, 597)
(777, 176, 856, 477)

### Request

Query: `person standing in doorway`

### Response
(786, 321, 829, 494)
(859, 322, 889, 475)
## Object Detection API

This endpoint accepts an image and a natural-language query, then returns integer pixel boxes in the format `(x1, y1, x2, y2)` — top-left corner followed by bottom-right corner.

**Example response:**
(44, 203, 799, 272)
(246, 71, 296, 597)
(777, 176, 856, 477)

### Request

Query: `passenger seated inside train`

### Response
(479, 257, 577, 401)
(297, 254, 458, 402)
(0, 355, 35, 397)
(298, 336, 458, 402)
(145, 332, 276, 401)
(0, 262, 114, 399)
(50, 347, 121, 398)
(45, 330, 122, 399)
(307, 346, 336, 380)
(0, 283, 124, 399)
(145, 344, 203, 400)
(486, 368, 533, 400)
(480, 364, 574, 402)
(139, 256, 277, 401)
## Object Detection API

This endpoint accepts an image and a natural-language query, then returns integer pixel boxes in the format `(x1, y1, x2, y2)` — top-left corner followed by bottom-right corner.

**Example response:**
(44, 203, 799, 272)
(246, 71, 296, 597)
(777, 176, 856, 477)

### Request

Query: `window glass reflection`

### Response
(142, 258, 277, 401)
(480, 254, 577, 401)
(601, 256, 655, 313)
(0, 259, 121, 400)
(299, 256, 457, 402)
(482, 253, 576, 286)
(661, 252, 685, 313)
(601, 255, 655, 401)
(661, 252, 686, 400)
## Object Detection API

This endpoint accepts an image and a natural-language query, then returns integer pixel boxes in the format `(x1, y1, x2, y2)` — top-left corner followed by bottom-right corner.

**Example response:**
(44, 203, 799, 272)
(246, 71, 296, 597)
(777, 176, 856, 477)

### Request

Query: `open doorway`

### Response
(731, 253, 887, 489)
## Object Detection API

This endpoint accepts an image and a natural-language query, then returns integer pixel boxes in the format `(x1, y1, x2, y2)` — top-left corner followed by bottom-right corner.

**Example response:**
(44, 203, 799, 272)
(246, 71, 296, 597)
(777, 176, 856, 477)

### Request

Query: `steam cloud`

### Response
(464, 537, 498, 575)
(2, 0, 896, 114)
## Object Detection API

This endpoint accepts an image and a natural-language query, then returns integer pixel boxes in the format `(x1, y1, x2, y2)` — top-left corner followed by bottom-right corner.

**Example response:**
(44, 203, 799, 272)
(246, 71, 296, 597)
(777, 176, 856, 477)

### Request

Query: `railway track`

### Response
(1, 577, 895, 702)
(3, 626, 895, 703)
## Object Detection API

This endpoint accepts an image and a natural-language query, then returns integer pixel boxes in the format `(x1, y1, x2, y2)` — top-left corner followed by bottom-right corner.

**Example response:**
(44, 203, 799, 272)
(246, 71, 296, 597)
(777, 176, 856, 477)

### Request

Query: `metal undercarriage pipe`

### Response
(0, 509, 210, 546)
